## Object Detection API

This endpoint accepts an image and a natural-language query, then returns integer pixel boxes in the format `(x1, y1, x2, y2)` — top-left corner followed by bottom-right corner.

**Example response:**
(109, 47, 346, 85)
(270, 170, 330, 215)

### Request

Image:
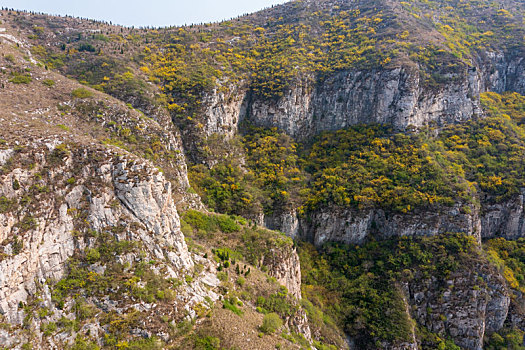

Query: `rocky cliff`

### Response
(300, 204, 482, 246)
(197, 51, 524, 141)
(0, 141, 214, 345)
(0, 0, 524, 348)
(404, 261, 510, 350)
(264, 192, 525, 251)
(263, 244, 302, 300)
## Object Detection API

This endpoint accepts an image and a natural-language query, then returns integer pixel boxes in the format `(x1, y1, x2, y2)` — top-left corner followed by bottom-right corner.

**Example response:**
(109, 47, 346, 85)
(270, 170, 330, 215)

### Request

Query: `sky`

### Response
(0, 0, 290, 27)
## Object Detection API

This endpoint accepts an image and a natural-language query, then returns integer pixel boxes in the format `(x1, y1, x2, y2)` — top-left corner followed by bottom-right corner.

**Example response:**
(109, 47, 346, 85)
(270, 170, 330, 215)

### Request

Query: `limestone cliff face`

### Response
(197, 51, 523, 142)
(0, 142, 196, 325)
(269, 193, 525, 246)
(68, 97, 202, 210)
(247, 66, 482, 138)
(201, 82, 249, 139)
(405, 262, 510, 350)
(264, 209, 300, 240)
(263, 243, 302, 301)
(481, 191, 525, 240)
(481, 51, 525, 95)
(275, 204, 480, 246)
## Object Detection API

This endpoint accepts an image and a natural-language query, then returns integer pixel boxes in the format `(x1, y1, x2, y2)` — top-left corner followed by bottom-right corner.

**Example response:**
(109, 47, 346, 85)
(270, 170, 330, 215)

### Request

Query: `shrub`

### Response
(42, 79, 55, 87)
(85, 248, 100, 263)
(40, 321, 57, 336)
(10, 73, 32, 84)
(17, 215, 37, 232)
(216, 214, 240, 233)
(71, 337, 100, 350)
(0, 196, 16, 213)
(260, 313, 282, 334)
(223, 297, 243, 315)
(183, 210, 213, 232)
(256, 286, 297, 317)
(217, 271, 228, 282)
(71, 88, 93, 99)
(78, 43, 96, 52)
(194, 336, 220, 350)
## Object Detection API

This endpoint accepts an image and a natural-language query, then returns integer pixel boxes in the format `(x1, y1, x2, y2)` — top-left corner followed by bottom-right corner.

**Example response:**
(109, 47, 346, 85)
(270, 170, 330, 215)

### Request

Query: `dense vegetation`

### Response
(189, 91, 525, 217)
(302, 125, 471, 213)
(485, 238, 525, 293)
(189, 159, 261, 217)
(189, 127, 307, 216)
(298, 233, 525, 349)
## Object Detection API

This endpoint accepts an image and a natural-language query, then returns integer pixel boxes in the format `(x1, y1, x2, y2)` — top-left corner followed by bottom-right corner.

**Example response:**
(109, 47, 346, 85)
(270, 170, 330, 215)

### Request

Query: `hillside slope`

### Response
(0, 20, 319, 350)
(0, 0, 525, 349)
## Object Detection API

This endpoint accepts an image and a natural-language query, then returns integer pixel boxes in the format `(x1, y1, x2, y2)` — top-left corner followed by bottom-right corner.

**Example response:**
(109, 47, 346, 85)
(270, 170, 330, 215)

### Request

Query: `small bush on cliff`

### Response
(71, 337, 100, 350)
(0, 196, 16, 213)
(485, 328, 525, 350)
(194, 335, 220, 350)
(223, 297, 243, 315)
(215, 215, 240, 233)
(42, 79, 55, 87)
(182, 210, 240, 234)
(260, 313, 282, 334)
(256, 286, 297, 318)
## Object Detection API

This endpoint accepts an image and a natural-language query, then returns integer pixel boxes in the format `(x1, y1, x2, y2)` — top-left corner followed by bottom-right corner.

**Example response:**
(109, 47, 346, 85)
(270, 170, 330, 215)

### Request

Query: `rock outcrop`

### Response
(264, 208, 300, 239)
(481, 191, 525, 240)
(264, 243, 302, 300)
(267, 192, 525, 247)
(201, 82, 249, 139)
(194, 49, 524, 146)
(0, 142, 195, 325)
(406, 262, 510, 350)
(247, 65, 481, 138)
(480, 51, 525, 95)
(267, 204, 480, 246)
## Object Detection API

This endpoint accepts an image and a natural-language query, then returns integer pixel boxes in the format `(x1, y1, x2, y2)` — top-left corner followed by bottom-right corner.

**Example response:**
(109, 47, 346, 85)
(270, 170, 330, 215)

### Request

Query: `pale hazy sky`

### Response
(0, 0, 289, 27)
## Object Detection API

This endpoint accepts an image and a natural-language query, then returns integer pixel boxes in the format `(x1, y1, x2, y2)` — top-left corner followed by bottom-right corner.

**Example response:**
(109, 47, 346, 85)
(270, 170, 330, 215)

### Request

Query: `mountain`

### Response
(0, 0, 524, 349)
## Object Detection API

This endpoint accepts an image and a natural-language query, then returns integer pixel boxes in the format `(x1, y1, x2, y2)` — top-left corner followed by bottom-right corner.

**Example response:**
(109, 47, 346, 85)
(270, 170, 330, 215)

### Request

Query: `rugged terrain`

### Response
(0, 0, 524, 349)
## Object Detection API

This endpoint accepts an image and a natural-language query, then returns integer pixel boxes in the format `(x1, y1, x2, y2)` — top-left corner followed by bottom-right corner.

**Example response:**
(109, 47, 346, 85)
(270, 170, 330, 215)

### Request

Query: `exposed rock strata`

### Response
(264, 244, 302, 300)
(0, 142, 195, 325)
(197, 51, 524, 141)
(406, 263, 509, 350)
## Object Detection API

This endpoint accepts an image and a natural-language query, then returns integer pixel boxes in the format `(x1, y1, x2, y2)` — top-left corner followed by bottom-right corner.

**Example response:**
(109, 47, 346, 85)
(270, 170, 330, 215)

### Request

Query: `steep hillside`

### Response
(5, 0, 524, 149)
(0, 0, 524, 349)
(0, 18, 320, 350)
